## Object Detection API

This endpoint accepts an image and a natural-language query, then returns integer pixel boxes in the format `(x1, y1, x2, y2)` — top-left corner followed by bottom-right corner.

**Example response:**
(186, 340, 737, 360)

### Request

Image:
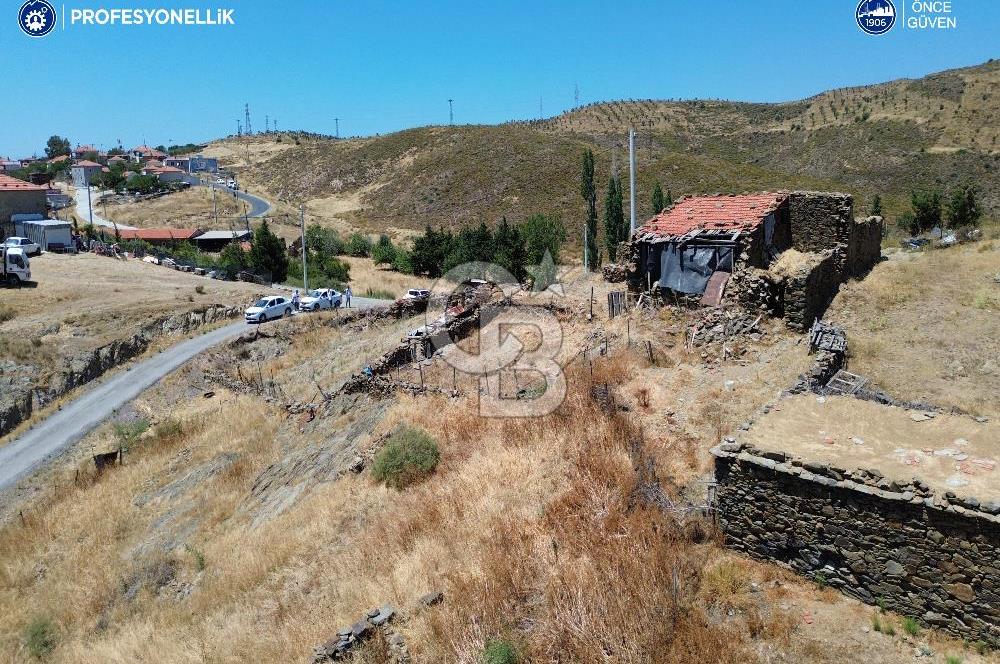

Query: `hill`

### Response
(202, 60, 999, 246)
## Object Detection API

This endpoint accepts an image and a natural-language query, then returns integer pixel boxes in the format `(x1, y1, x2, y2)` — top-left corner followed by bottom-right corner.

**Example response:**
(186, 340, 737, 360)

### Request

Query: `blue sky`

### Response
(2, 0, 997, 156)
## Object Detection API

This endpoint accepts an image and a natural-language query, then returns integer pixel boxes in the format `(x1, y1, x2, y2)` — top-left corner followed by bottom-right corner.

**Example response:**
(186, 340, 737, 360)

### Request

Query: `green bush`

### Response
(371, 426, 440, 489)
(902, 616, 921, 636)
(482, 639, 519, 664)
(24, 616, 57, 659)
(0, 304, 15, 324)
(113, 418, 150, 453)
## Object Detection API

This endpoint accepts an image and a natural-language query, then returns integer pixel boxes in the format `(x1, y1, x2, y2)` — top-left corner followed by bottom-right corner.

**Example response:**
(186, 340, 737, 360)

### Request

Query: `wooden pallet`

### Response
(825, 370, 868, 395)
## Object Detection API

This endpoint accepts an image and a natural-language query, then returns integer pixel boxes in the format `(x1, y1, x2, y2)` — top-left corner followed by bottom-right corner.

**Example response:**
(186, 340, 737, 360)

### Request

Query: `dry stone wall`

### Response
(782, 250, 842, 331)
(788, 191, 853, 256)
(847, 215, 884, 278)
(713, 443, 1000, 647)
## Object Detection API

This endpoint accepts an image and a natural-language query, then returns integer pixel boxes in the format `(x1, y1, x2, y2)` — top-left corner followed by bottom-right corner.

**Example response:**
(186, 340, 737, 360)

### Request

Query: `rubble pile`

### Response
(602, 263, 627, 283)
(689, 308, 763, 347)
(311, 604, 409, 663)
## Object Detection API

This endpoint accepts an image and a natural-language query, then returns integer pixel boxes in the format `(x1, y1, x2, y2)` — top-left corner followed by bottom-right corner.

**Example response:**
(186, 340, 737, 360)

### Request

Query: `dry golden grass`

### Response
(98, 186, 242, 229)
(340, 256, 433, 299)
(828, 241, 1000, 416)
(0, 253, 262, 366)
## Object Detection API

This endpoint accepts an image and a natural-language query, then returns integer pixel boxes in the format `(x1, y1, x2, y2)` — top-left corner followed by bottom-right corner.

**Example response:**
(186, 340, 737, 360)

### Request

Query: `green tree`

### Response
(520, 214, 566, 265)
(45, 135, 71, 159)
(411, 226, 453, 277)
(248, 220, 289, 282)
(444, 221, 494, 272)
(305, 224, 344, 256)
(392, 248, 414, 274)
(651, 182, 665, 215)
(603, 174, 626, 262)
(371, 234, 396, 266)
(492, 217, 528, 281)
(95, 169, 125, 192)
(346, 232, 373, 257)
(870, 194, 882, 217)
(125, 174, 162, 195)
(945, 184, 981, 228)
(896, 211, 919, 237)
(911, 189, 942, 234)
(218, 242, 248, 274)
(580, 149, 599, 269)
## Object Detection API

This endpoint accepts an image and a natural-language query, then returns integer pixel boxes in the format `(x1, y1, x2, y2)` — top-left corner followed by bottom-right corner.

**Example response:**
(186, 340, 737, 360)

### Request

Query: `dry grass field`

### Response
(828, 240, 1000, 416)
(0, 253, 263, 369)
(96, 186, 244, 230)
(0, 292, 994, 663)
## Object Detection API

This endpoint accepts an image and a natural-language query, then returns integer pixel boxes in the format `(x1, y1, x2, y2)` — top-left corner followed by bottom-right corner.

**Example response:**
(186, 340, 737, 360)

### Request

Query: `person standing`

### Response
(345, 286, 352, 308)
(292, 289, 300, 310)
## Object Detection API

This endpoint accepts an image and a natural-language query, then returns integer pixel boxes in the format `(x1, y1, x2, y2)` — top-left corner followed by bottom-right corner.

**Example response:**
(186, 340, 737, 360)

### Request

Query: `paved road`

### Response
(71, 186, 137, 230)
(199, 181, 272, 218)
(0, 297, 386, 493)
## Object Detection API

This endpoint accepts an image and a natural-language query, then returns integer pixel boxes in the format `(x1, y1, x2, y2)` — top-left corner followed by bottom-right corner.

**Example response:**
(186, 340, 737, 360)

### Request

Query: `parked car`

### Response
(227, 180, 237, 189)
(2, 236, 41, 257)
(215, 177, 225, 185)
(298, 288, 342, 311)
(401, 288, 430, 301)
(245, 296, 293, 323)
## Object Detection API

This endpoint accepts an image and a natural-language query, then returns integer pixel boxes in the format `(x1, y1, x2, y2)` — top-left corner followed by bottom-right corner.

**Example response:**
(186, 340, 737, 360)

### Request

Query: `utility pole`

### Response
(448, 99, 454, 125)
(244, 103, 252, 135)
(574, 83, 579, 108)
(86, 177, 94, 227)
(300, 204, 308, 292)
(629, 128, 637, 233)
(583, 224, 588, 271)
(212, 183, 218, 226)
(334, 118, 339, 139)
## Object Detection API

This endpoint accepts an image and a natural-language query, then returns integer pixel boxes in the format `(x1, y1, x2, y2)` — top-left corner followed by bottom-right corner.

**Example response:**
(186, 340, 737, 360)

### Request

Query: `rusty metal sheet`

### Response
(699, 270, 731, 307)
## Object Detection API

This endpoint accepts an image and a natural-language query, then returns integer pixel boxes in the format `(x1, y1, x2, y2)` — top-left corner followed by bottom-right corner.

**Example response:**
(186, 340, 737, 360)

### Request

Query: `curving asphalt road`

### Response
(200, 181, 272, 218)
(0, 297, 385, 494)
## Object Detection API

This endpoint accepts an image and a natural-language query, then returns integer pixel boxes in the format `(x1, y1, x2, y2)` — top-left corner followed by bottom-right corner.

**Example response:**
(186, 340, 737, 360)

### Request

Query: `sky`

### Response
(1, 0, 997, 156)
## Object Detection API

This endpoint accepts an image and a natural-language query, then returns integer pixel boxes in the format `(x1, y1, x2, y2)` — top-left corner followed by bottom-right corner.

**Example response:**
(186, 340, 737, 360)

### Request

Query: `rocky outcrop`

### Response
(0, 305, 242, 438)
(712, 441, 1000, 647)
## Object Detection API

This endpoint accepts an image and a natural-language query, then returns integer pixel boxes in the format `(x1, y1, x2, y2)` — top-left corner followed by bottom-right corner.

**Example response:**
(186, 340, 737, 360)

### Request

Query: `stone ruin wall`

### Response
(713, 444, 1000, 648)
(787, 191, 854, 257)
(782, 250, 842, 332)
(847, 215, 885, 278)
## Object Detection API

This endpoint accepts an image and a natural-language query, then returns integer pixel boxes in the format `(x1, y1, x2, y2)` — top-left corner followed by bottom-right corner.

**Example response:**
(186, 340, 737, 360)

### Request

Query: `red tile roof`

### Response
(0, 174, 47, 191)
(638, 192, 788, 239)
(117, 228, 201, 241)
(74, 160, 103, 168)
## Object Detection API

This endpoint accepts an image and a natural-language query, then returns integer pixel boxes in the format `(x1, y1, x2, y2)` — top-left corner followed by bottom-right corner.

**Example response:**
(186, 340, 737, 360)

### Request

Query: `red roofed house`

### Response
(149, 165, 188, 183)
(0, 174, 48, 238)
(632, 192, 792, 299)
(627, 191, 883, 327)
(72, 144, 100, 160)
(116, 228, 202, 246)
(71, 160, 105, 187)
(129, 145, 169, 163)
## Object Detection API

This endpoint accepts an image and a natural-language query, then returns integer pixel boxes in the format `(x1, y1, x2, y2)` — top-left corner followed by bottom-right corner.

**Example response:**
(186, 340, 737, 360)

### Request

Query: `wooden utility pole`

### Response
(300, 204, 308, 291)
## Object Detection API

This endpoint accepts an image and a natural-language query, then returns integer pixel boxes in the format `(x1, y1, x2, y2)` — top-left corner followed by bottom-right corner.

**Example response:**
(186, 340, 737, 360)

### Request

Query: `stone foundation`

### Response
(713, 444, 1000, 647)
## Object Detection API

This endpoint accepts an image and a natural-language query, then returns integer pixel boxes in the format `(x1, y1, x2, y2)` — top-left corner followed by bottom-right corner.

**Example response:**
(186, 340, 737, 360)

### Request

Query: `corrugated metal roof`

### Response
(195, 230, 251, 240)
(638, 192, 788, 240)
(117, 228, 201, 241)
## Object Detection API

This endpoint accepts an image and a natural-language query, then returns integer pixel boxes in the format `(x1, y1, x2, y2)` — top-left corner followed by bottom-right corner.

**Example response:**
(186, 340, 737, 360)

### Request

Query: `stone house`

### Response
(70, 160, 104, 187)
(625, 191, 883, 330)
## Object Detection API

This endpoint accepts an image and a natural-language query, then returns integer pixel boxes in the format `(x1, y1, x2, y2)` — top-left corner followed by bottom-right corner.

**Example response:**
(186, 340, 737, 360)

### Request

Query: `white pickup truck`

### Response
(1, 246, 31, 286)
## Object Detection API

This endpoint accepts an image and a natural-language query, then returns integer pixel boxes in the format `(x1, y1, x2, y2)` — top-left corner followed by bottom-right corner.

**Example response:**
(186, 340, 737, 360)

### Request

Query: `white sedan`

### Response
(245, 296, 294, 323)
(298, 288, 342, 311)
(3, 237, 41, 257)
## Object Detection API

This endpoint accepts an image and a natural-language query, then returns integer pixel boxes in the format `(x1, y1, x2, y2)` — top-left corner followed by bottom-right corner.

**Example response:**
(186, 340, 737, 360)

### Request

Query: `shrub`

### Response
(371, 426, 440, 489)
(0, 304, 15, 323)
(482, 639, 519, 664)
(902, 616, 920, 636)
(24, 616, 57, 658)
(945, 656, 962, 664)
(347, 233, 372, 257)
(195, 285, 205, 295)
(153, 418, 184, 442)
(113, 418, 150, 452)
(871, 615, 882, 633)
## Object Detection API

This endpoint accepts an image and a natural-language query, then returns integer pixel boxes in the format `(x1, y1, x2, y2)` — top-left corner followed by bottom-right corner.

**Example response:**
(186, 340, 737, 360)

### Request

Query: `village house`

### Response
(70, 160, 104, 187)
(71, 144, 106, 162)
(164, 155, 219, 173)
(192, 229, 251, 252)
(0, 174, 48, 239)
(129, 144, 169, 163)
(625, 191, 883, 329)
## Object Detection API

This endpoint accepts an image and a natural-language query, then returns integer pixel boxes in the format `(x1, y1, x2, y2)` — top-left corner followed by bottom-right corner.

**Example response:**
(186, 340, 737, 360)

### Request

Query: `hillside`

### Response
(203, 59, 998, 245)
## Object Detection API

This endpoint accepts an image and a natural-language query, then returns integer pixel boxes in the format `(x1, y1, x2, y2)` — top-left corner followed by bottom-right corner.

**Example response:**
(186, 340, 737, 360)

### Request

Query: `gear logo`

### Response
(18, 0, 56, 37)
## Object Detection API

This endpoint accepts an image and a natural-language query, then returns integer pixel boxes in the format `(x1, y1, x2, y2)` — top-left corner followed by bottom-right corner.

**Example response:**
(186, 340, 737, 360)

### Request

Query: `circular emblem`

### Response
(18, 0, 56, 37)
(856, 0, 896, 35)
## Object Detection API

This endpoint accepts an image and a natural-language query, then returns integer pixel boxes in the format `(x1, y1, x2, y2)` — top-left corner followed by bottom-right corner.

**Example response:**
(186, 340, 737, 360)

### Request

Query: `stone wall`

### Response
(846, 215, 884, 278)
(712, 443, 1000, 647)
(782, 250, 841, 331)
(788, 191, 853, 255)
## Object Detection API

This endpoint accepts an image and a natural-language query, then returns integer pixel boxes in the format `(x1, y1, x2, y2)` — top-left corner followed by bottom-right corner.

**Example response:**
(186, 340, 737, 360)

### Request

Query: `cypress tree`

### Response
(580, 149, 599, 269)
(651, 182, 665, 215)
(604, 174, 626, 262)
